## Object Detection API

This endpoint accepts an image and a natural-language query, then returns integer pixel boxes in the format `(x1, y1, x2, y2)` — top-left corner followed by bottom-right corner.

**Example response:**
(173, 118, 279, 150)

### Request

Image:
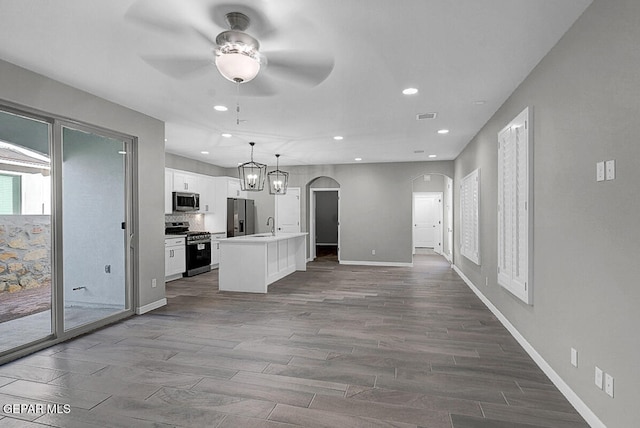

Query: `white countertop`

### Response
(165, 234, 186, 239)
(219, 232, 307, 244)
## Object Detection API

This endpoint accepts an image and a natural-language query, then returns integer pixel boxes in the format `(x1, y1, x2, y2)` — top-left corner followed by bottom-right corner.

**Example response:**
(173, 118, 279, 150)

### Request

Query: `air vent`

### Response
(416, 112, 437, 120)
(414, 150, 425, 154)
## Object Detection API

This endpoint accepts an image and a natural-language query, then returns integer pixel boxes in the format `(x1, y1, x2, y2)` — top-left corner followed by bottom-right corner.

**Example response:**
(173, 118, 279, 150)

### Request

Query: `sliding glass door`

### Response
(0, 109, 53, 354)
(0, 104, 134, 360)
(61, 126, 131, 331)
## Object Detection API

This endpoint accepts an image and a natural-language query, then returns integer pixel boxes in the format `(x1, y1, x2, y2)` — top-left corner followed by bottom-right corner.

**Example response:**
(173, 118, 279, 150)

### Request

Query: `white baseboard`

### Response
(136, 298, 167, 315)
(451, 265, 605, 428)
(340, 260, 413, 268)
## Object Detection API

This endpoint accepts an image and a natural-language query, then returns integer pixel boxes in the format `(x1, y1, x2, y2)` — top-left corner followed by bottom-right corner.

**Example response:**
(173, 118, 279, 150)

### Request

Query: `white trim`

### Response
(136, 298, 167, 315)
(452, 265, 605, 428)
(340, 260, 413, 268)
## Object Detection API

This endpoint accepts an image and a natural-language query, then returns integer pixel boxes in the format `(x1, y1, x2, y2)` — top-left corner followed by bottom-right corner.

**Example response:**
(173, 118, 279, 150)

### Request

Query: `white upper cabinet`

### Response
(198, 175, 216, 214)
(164, 170, 173, 214)
(172, 170, 198, 192)
(226, 177, 247, 198)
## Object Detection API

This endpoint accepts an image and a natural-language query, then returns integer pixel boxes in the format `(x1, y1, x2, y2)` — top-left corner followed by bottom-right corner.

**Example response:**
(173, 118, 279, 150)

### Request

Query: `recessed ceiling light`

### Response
(428, 154, 437, 158)
(355, 157, 362, 161)
(402, 88, 418, 95)
(333, 136, 344, 141)
(214, 105, 228, 112)
(164, 138, 167, 142)
(201, 151, 209, 155)
(437, 129, 450, 134)
(221, 133, 232, 138)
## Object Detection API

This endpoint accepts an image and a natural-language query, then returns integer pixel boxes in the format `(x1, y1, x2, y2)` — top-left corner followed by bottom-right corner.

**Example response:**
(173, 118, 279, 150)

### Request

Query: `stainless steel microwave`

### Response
(172, 192, 200, 212)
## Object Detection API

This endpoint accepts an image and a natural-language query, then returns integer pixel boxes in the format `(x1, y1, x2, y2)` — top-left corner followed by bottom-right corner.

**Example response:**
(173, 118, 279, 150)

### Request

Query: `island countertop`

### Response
(219, 232, 307, 244)
(218, 233, 307, 293)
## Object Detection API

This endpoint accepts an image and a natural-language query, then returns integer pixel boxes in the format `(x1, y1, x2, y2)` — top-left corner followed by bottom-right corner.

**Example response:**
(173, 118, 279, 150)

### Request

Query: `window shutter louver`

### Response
(497, 107, 531, 304)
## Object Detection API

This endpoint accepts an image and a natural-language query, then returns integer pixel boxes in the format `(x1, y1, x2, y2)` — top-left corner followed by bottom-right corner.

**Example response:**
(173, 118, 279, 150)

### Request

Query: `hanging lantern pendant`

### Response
(238, 142, 267, 191)
(268, 154, 289, 195)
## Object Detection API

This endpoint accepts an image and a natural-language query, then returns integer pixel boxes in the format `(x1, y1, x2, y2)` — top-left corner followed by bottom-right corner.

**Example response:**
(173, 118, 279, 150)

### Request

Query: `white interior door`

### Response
(413, 193, 443, 253)
(276, 187, 300, 233)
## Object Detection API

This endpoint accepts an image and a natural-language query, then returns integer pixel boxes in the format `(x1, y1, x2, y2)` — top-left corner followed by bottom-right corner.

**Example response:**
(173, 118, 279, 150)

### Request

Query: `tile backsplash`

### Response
(165, 213, 205, 231)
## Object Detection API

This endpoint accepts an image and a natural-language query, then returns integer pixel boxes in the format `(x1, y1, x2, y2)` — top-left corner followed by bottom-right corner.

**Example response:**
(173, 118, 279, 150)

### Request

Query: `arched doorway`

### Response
(307, 176, 340, 262)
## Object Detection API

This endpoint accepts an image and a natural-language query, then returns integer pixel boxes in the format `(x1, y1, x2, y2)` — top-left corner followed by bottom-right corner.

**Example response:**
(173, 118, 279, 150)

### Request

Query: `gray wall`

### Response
(251, 161, 453, 264)
(0, 59, 166, 312)
(453, 0, 640, 426)
(166, 152, 228, 177)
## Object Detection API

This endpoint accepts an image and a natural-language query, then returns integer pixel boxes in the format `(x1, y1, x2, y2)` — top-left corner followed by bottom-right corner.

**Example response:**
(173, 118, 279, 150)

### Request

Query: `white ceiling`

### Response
(0, 0, 592, 167)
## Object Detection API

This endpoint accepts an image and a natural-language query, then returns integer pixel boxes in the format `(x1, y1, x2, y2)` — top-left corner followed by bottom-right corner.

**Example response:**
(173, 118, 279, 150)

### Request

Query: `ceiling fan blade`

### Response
(263, 50, 334, 87)
(141, 55, 213, 79)
(124, 0, 195, 34)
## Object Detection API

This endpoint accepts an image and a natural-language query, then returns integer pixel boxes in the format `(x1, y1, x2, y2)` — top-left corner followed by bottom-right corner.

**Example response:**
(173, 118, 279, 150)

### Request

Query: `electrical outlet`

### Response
(596, 161, 605, 182)
(605, 159, 616, 181)
(570, 348, 578, 367)
(605, 373, 614, 398)
(151, 278, 157, 288)
(371, 249, 375, 255)
(595, 366, 603, 389)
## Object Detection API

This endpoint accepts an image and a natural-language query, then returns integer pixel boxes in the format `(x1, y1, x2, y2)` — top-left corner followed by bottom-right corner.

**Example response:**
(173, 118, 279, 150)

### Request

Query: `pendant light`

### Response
(267, 154, 289, 195)
(238, 142, 266, 191)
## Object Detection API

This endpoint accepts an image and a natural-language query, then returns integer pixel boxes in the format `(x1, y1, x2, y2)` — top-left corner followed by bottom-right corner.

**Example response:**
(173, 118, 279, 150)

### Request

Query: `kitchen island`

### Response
(218, 233, 307, 293)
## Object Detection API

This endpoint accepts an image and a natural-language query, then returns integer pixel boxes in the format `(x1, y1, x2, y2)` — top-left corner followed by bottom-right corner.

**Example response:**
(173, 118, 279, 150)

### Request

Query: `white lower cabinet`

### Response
(210, 233, 225, 268)
(165, 237, 186, 281)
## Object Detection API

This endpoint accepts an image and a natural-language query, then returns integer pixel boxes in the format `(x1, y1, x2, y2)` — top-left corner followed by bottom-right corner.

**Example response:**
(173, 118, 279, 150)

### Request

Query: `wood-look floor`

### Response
(0, 254, 588, 428)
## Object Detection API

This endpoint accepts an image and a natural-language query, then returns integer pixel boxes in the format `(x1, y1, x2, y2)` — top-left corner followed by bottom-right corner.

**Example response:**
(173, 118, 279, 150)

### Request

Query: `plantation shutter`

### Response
(497, 107, 531, 304)
(460, 168, 480, 265)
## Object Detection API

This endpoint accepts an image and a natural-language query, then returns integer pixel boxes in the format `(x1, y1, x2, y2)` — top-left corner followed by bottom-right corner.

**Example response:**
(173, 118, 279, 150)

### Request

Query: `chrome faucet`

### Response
(266, 217, 275, 236)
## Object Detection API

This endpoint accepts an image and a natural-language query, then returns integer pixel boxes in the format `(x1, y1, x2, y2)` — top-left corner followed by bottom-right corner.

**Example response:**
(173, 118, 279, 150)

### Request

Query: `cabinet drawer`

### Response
(165, 238, 185, 247)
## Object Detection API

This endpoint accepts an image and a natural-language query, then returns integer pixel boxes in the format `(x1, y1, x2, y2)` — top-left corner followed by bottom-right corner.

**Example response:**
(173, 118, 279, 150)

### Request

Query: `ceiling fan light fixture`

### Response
(215, 48, 261, 83)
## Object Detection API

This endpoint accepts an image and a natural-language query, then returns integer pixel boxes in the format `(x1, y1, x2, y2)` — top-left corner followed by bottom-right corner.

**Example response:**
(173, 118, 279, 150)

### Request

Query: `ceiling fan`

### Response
(125, 1, 335, 94)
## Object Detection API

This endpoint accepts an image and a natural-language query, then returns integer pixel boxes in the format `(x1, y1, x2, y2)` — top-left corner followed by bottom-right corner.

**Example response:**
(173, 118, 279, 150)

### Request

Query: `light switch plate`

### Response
(605, 373, 614, 398)
(570, 348, 578, 367)
(596, 161, 605, 182)
(605, 160, 615, 180)
(595, 366, 603, 389)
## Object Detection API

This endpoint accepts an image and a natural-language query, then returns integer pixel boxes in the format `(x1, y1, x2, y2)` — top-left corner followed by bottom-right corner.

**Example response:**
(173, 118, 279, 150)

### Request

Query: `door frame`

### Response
(0, 100, 137, 365)
(412, 192, 443, 255)
(445, 176, 454, 263)
(309, 188, 341, 261)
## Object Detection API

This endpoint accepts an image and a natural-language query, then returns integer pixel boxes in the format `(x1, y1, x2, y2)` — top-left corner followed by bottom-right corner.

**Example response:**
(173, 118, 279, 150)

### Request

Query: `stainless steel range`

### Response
(165, 221, 211, 277)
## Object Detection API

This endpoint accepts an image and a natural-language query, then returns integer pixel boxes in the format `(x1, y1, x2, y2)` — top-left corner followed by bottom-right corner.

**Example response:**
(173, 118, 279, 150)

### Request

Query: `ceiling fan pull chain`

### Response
(236, 81, 241, 125)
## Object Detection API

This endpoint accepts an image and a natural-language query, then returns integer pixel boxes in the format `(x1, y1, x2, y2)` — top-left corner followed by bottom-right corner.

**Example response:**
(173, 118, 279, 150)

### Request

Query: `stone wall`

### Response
(0, 215, 51, 293)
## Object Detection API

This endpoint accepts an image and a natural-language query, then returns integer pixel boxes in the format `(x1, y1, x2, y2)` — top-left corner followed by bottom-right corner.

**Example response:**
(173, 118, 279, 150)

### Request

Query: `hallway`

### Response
(0, 254, 587, 427)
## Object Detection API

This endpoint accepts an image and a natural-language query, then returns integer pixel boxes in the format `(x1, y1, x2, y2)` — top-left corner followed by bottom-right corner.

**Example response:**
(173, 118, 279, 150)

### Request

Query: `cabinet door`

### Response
(227, 178, 241, 198)
(173, 171, 198, 192)
(165, 246, 180, 276)
(164, 170, 173, 214)
(211, 241, 220, 265)
(198, 175, 215, 213)
(173, 245, 186, 273)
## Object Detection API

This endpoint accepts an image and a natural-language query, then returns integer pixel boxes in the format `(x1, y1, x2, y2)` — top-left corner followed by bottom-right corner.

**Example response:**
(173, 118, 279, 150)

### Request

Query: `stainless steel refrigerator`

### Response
(226, 198, 255, 237)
